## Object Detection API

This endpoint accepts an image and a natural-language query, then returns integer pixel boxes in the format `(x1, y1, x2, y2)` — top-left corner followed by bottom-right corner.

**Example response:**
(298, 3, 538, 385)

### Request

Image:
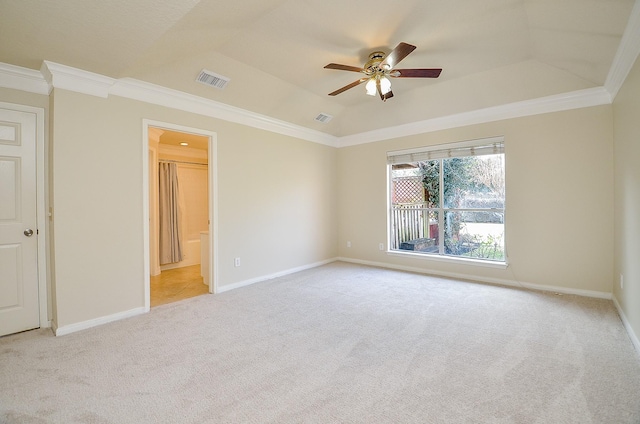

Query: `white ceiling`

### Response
(0, 0, 635, 137)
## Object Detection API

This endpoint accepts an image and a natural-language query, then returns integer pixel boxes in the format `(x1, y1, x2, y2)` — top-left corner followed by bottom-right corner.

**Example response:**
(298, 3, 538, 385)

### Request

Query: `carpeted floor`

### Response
(1, 262, 639, 423)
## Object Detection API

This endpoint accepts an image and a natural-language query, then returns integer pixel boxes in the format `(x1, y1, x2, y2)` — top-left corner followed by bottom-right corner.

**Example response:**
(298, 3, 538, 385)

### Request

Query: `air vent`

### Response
(196, 69, 230, 90)
(315, 113, 333, 123)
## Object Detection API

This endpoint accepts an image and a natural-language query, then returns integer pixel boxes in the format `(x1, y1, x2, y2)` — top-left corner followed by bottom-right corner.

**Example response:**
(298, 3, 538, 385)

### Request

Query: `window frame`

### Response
(386, 136, 507, 266)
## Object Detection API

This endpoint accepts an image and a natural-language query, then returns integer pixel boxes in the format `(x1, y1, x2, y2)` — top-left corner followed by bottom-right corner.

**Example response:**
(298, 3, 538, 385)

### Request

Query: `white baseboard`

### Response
(337, 257, 612, 299)
(612, 295, 640, 355)
(217, 258, 338, 293)
(52, 259, 337, 335)
(54, 307, 147, 336)
(51, 258, 623, 341)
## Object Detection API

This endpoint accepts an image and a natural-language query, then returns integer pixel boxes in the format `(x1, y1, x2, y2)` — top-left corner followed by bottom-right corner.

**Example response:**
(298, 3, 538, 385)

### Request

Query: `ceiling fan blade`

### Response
(324, 63, 364, 73)
(328, 78, 367, 96)
(380, 42, 416, 70)
(391, 68, 442, 78)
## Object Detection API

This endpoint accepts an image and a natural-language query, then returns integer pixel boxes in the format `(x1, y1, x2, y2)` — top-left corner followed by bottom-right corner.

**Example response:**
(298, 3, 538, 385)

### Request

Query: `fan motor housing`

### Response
(364, 51, 386, 74)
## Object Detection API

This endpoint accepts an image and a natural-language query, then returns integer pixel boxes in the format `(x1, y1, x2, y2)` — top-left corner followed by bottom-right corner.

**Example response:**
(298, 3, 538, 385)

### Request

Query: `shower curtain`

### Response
(159, 162, 183, 265)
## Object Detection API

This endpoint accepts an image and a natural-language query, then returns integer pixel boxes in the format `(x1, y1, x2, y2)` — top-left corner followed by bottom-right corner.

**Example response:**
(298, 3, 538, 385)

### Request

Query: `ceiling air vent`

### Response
(196, 69, 230, 90)
(315, 113, 333, 123)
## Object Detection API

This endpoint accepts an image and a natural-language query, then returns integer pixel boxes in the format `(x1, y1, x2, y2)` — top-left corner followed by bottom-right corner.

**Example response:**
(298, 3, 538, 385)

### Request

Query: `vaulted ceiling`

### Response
(0, 0, 635, 137)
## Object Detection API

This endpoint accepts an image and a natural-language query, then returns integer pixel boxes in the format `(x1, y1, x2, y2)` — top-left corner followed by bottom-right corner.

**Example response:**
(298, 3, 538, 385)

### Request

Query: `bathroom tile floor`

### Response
(150, 264, 209, 307)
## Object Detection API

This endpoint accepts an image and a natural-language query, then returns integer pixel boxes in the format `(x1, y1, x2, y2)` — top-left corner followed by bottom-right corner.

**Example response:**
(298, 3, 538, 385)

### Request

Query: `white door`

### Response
(0, 107, 39, 336)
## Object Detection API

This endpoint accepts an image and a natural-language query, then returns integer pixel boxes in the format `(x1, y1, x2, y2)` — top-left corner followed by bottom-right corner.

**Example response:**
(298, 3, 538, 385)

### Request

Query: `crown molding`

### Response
(147, 127, 165, 143)
(0, 62, 49, 95)
(0, 60, 625, 149)
(605, 0, 640, 100)
(337, 87, 612, 147)
(7, 61, 338, 147)
(38, 61, 338, 147)
(109, 77, 339, 147)
(39, 60, 614, 148)
(41, 61, 115, 98)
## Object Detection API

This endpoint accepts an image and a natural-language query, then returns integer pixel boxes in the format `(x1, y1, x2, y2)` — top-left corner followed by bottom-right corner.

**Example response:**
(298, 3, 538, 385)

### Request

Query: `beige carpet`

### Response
(1, 262, 639, 423)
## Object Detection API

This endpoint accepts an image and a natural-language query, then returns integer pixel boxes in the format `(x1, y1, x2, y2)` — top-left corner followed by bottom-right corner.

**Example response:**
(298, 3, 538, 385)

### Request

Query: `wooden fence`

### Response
(390, 203, 437, 249)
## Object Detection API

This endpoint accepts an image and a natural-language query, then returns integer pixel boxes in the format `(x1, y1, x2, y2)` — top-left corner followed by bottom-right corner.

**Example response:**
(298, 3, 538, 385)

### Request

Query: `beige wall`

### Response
(613, 53, 640, 345)
(49, 89, 338, 328)
(0, 87, 49, 110)
(1, 81, 628, 335)
(337, 105, 614, 294)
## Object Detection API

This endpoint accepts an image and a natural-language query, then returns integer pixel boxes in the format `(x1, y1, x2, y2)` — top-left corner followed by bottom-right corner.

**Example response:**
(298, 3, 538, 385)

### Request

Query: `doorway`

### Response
(143, 121, 217, 310)
(0, 102, 48, 336)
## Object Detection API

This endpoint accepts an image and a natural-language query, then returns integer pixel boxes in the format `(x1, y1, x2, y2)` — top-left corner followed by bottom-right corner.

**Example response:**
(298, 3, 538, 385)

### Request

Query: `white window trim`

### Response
(387, 250, 509, 269)
(387, 136, 506, 266)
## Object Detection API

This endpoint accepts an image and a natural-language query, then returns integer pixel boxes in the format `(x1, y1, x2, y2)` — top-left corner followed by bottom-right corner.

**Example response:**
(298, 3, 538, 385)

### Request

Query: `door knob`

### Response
(24, 229, 34, 237)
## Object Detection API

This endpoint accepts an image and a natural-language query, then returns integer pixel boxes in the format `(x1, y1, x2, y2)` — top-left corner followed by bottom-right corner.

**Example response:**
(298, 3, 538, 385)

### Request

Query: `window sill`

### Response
(387, 250, 508, 269)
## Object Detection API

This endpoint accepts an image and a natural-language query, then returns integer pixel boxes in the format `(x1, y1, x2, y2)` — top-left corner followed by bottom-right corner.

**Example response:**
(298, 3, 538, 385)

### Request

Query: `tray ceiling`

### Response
(0, 0, 635, 136)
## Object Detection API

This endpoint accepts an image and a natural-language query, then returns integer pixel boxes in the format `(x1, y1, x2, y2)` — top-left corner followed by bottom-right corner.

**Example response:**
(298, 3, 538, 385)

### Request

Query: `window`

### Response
(388, 137, 505, 262)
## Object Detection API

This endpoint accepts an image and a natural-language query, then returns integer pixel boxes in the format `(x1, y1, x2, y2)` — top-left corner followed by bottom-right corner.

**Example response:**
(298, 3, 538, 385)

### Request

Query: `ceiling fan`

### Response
(324, 42, 442, 101)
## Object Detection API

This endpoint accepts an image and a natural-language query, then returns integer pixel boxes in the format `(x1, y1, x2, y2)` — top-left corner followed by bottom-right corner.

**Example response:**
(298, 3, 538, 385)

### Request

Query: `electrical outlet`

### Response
(379, 243, 384, 251)
(347, 241, 351, 248)
(620, 274, 624, 289)
(234, 257, 241, 267)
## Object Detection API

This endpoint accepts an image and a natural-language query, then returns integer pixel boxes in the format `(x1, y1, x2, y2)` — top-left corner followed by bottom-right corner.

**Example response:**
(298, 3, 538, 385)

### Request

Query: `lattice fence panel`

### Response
(392, 176, 424, 204)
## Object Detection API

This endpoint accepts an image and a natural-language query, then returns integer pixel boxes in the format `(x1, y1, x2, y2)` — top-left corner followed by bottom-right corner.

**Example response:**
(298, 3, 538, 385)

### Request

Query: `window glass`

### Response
(444, 211, 504, 260)
(389, 145, 505, 263)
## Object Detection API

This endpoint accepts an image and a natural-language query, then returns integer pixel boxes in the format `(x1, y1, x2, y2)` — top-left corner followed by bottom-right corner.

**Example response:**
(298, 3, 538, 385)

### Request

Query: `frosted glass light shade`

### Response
(365, 78, 376, 96)
(380, 76, 391, 95)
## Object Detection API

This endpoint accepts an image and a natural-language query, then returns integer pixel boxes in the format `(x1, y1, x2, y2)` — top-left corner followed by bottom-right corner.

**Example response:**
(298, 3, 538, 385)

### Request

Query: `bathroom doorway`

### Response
(144, 122, 217, 309)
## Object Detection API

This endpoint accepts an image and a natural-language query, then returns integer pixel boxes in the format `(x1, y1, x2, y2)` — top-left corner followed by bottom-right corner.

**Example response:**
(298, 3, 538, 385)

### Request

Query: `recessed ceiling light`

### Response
(180, 142, 189, 146)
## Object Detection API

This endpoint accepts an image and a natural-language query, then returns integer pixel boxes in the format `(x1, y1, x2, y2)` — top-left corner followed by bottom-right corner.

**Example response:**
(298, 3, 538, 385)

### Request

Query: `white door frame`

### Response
(0, 101, 49, 329)
(142, 119, 218, 311)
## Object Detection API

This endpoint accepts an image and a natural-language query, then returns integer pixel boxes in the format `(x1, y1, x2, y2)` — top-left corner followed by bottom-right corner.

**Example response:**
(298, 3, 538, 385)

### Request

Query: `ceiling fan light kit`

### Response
(324, 42, 442, 102)
(365, 75, 391, 96)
